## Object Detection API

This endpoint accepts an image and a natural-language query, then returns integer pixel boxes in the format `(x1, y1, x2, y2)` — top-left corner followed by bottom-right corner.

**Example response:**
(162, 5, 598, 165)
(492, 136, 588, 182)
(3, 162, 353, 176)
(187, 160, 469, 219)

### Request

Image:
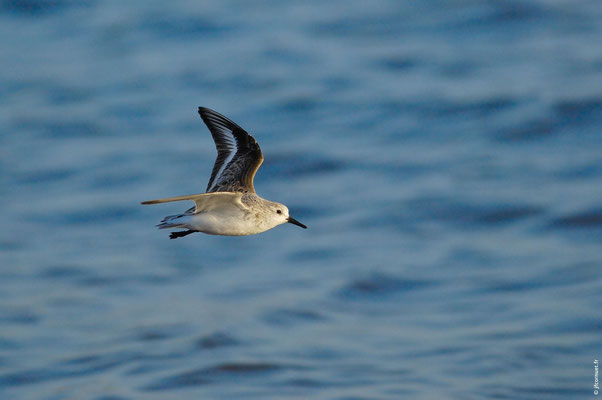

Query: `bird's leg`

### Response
(169, 230, 197, 239)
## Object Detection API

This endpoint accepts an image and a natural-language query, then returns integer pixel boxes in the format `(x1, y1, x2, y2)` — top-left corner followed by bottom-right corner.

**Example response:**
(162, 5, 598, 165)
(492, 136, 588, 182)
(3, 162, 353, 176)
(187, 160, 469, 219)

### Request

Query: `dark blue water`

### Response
(2, 1, 601, 399)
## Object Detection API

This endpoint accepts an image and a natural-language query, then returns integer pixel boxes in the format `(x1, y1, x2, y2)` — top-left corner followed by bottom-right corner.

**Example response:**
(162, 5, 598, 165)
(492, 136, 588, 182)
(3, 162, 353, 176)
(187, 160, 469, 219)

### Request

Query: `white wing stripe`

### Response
(208, 145, 237, 192)
(206, 116, 239, 192)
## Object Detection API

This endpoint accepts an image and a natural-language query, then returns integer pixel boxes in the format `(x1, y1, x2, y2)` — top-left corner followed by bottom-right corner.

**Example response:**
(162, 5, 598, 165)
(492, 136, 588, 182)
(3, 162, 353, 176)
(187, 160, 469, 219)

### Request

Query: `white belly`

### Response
(187, 211, 267, 236)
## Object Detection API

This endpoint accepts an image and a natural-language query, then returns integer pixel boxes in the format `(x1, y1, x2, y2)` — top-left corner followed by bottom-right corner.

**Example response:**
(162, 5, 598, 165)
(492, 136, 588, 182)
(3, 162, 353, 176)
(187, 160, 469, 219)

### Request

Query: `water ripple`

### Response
(195, 332, 239, 350)
(549, 208, 602, 229)
(338, 272, 434, 300)
(144, 362, 285, 391)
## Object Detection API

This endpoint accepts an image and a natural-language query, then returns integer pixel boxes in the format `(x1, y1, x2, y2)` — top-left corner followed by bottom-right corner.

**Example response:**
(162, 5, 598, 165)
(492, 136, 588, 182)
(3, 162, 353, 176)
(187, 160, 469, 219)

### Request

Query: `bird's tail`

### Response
(156, 213, 188, 230)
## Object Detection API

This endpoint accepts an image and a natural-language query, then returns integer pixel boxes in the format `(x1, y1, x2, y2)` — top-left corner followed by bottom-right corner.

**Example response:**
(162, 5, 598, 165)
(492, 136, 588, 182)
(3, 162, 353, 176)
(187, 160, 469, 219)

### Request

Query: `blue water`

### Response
(1, 1, 601, 399)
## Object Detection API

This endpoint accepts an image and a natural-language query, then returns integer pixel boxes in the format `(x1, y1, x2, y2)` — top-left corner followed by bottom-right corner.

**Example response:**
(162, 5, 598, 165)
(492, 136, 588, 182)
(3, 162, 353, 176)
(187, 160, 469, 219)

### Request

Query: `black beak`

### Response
(287, 216, 307, 229)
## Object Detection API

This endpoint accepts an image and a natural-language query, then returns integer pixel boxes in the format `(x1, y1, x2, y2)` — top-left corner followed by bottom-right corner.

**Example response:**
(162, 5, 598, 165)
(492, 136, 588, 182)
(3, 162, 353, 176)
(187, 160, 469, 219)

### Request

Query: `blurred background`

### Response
(1, 0, 601, 399)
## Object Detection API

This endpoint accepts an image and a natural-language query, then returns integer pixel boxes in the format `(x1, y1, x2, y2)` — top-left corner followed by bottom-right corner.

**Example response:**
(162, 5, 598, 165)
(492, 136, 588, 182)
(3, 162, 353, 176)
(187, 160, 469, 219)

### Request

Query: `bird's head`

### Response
(268, 202, 307, 229)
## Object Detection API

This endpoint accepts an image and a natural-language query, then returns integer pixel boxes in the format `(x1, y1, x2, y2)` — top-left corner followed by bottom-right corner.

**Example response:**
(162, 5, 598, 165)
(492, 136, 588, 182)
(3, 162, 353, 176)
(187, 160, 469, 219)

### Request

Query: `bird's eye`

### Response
(276, 210, 282, 214)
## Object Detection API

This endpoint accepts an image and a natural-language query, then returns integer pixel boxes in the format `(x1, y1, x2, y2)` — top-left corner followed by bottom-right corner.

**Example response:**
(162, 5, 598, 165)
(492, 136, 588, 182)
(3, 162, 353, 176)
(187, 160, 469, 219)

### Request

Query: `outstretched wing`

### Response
(198, 107, 263, 193)
(141, 192, 245, 213)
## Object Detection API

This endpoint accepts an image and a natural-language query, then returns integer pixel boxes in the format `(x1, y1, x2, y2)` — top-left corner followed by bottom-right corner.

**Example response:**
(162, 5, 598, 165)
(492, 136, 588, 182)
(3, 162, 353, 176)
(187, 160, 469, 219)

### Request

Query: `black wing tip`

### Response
(198, 106, 233, 127)
(198, 106, 228, 119)
(198, 106, 220, 119)
(197, 107, 254, 141)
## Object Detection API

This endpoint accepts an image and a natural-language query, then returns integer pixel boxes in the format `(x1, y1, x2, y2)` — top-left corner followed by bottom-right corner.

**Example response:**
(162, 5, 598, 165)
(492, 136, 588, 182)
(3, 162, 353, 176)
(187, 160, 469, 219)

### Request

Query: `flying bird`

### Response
(142, 107, 307, 238)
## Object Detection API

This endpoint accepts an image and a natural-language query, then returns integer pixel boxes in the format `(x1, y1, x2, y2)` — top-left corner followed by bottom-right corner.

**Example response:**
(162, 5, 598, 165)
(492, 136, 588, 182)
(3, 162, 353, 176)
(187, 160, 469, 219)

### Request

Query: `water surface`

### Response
(1, 1, 601, 399)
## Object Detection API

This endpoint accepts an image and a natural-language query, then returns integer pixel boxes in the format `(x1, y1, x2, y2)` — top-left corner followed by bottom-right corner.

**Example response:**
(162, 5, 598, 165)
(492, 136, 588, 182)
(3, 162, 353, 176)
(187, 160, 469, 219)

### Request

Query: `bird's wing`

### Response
(198, 107, 263, 193)
(141, 192, 246, 213)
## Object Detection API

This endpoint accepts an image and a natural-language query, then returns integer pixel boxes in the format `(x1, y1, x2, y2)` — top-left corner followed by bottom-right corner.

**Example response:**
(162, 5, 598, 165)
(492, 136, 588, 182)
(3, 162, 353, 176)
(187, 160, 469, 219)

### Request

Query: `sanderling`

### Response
(142, 107, 307, 238)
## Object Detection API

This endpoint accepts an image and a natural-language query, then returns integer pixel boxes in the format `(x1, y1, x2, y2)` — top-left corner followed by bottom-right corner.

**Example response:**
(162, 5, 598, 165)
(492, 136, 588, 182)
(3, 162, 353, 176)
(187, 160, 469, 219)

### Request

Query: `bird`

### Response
(141, 107, 307, 238)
